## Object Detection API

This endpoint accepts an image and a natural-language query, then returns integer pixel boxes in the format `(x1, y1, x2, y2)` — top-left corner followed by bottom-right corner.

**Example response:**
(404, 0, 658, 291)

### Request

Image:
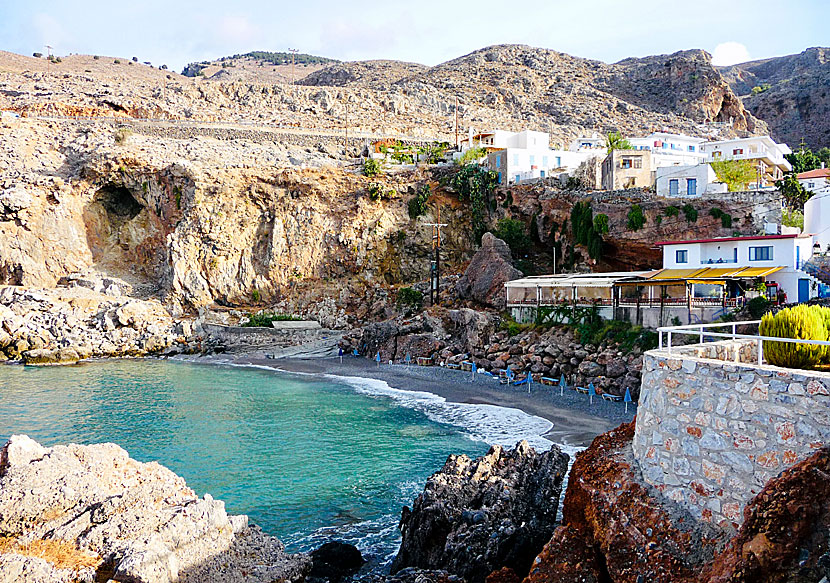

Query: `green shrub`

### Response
(709, 207, 733, 229)
(492, 218, 531, 256)
(457, 147, 486, 165)
(760, 305, 827, 369)
(368, 183, 383, 200)
(452, 163, 497, 243)
(747, 296, 770, 319)
(682, 204, 698, 222)
(593, 213, 609, 235)
(363, 158, 382, 177)
(396, 287, 423, 313)
(408, 184, 431, 218)
(243, 312, 301, 327)
(664, 206, 679, 217)
(626, 204, 645, 231)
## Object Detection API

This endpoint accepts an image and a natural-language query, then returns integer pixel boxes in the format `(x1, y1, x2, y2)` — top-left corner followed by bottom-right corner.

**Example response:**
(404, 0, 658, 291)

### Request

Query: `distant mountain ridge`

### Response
(719, 47, 830, 148)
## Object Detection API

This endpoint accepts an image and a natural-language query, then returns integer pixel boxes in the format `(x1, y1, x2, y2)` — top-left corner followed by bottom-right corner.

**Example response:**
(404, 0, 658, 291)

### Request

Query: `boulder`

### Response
(308, 541, 365, 583)
(391, 441, 568, 583)
(455, 233, 522, 310)
(0, 435, 310, 583)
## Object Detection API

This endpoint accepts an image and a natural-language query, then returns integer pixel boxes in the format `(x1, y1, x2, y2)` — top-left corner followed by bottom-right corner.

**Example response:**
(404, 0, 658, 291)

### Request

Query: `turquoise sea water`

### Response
(0, 359, 552, 567)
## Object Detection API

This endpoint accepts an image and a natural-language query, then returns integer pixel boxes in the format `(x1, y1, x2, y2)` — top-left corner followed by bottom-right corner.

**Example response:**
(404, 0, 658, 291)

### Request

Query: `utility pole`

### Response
(45, 45, 52, 74)
(454, 96, 459, 150)
(424, 206, 448, 306)
(345, 95, 349, 151)
(289, 48, 299, 94)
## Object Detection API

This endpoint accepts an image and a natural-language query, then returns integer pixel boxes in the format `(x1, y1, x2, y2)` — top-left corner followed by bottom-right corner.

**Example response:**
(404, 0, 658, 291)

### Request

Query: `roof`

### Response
(798, 168, 830, 180)
(504, 272, 648, 289)
(655, 234, 801, 246)
(644, 266, 784, 280)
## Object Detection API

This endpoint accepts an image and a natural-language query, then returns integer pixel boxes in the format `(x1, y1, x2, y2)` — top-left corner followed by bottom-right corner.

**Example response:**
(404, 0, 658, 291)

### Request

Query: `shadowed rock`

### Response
(455, 233, 522, 310)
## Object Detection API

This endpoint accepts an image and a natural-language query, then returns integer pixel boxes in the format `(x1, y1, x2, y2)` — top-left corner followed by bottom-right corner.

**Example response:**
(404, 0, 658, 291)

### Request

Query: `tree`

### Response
(785, 140, 821, 174)
(778, 173, 811, 210)
(816, 147, 830, 167)
(605, 131, 633, 153)
(710, 159, 756, 191)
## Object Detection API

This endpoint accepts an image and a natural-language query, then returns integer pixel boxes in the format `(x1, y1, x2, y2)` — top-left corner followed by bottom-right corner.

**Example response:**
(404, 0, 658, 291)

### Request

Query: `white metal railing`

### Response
(657, 320, 830, 366)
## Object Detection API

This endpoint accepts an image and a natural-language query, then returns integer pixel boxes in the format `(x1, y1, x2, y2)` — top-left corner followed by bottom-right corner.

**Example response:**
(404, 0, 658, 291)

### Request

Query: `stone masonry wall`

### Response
(634, 348, 830, 529)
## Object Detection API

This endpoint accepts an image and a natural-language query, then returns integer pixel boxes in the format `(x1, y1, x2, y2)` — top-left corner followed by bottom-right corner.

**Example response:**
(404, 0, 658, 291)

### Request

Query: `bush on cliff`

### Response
(408, 184, 431, 218)
(396, 287, 423, 314)
(760, 305, 827, 369)
(242, 312, 301, 327)
(492, 218, 530, 257)
(362, 158, 382, 177)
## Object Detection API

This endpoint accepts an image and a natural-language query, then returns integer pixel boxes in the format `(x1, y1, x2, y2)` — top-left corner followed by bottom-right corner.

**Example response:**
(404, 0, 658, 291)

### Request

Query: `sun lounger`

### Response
(446, 363, 461, 370)
(417, 357, 433, 366)
(540, 377, 559, 386)
(575, 386, 589, 394)
(460, 361, 473, 372)
(602, 393, 623, 402)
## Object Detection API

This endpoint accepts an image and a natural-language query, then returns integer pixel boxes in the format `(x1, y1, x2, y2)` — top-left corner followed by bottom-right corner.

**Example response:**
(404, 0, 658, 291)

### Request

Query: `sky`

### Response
(0, 0, 826, 73)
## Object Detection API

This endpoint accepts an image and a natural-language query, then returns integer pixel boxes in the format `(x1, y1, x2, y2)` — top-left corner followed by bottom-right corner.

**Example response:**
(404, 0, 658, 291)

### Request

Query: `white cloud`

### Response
(711, 41, 750, 66)
(216, 15, 261, 46)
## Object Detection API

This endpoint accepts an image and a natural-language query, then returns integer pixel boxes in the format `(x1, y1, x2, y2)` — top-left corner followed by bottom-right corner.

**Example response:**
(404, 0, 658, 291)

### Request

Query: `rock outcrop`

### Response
(455, 233, 522, 310)
(0, 285, 206, 363)
(391, 441, 569, 583)
(0, 435, 310, 583)
(523, 421, 830, 583)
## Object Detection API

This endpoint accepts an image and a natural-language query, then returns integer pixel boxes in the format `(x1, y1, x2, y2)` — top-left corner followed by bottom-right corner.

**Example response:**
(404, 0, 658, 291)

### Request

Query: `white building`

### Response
(627, 132, 706, 168)
(655, 164, 726, 197)
(657, 234, 819, 303)
(798, 168, 830, 193)
(699, 136, 792, 187)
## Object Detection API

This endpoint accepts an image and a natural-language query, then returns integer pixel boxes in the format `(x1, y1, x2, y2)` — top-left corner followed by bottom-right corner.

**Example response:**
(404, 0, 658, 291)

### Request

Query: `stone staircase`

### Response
(800, 257, 830, 287)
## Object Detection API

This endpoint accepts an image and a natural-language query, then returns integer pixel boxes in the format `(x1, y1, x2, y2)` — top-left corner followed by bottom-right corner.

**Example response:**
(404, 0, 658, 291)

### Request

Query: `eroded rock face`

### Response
(523, 422, 830, 583)
(391, 441, 569, 583)
(0, 435, 310, 583)
(455, 234, 522, 310)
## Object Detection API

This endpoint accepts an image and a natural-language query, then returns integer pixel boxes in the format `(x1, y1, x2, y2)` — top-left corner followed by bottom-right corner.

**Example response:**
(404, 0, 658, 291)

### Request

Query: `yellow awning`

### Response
(732, 266, 785, 278)
(697, 267, 744, 277)
(649, 268, 709, 280)
(688, 279, 727, 285)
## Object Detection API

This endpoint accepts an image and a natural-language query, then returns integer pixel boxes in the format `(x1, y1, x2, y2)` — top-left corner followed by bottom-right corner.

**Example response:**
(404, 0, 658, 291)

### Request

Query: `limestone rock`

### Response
(455, 234, 522, 310)
(0, 435, 310, 583)
(391, 441, 568, 583)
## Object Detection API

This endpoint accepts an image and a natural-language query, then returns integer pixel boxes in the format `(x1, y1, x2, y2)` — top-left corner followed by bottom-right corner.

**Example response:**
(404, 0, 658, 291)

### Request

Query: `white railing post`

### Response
(668, 331, 672, 355)
(699, 325, 704, 344)
(757, 338, 763, 365)
(658, 330, 663, 350)
(732, 323, 736, 341)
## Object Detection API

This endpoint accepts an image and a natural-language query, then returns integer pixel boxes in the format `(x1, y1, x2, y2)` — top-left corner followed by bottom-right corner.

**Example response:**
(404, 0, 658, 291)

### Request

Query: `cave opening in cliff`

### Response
(94, 184, 143, 221)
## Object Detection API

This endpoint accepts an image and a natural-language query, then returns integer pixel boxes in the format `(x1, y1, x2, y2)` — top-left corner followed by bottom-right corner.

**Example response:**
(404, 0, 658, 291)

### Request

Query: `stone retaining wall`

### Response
(203, 322, 334, 349)
(634, 348, 830, 529)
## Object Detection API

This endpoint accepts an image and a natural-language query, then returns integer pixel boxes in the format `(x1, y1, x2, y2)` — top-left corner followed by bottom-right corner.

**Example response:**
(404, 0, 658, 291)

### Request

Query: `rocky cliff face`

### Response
(719, 47, 830, 149)
(391, 441, 569, 583)
(0, 117, 472, 316)
(0, 435, 310, 583)
(523, 421, 830, 583)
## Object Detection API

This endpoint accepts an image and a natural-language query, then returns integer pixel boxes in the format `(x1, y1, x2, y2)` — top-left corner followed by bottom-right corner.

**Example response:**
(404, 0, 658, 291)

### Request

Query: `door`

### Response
(798, 279, 810, 303)
(687, 178, 697, 196)
(540, 170, 545, 179)
(669, 179, 679, 196)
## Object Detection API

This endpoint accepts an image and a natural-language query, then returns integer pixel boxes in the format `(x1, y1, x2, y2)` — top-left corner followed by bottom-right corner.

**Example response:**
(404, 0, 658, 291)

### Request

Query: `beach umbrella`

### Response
(338, 347, 343, 363)
(506, 366, 513, 383)
(405, 352, 411, 367)
(471, 361, 477, 382)
(588, 383, 596, 405)
(353, 348, 359, 357)
(624, 387, 633, 414)
(375, 351, 381, 366)
(527, 371, 532, 394)
(560, 374, 566, 396)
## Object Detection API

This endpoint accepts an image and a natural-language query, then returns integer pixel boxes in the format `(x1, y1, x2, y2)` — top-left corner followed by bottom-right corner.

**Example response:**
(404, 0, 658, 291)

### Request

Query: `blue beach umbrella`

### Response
(588, 383, 596, 405)
(353, 348, 359, 357)
(559, 374, 566, 396)
(506, 366, 513, 382)
(471, 361, 477, 382)
(624, 387, 633, 414)
(526, 371, 532, 394)
(375, 351, 381, 366)
(338, 347, 343, 363)
(405, 352, 411, 367)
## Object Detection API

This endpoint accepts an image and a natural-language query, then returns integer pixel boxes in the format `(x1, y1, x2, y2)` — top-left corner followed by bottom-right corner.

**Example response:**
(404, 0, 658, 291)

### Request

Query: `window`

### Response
(513, 154, 519, 166)
(555, 156, 561, 167)
(634, 158, 642, 169)
(497, 172, 502, 184)
(676, 250, 688, 264)
(529, 155, 535, 165)
(749, 246, 773, 261)
(688, 145, 696, 152)
(495, 155, 501, 166)
(662, 142, 668, 149)
(687, 178, 697, 196)
(542, 156, 548, 167)
(733, 148, 744, 155)
(622, 159, 632, 169)
(669, 179, 679, 196)
(713, 151, 722, 159)
(514, 174, 521, 184)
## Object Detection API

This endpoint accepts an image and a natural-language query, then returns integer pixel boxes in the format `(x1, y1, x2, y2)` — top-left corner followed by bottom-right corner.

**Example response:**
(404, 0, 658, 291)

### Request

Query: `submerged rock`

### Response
(0, 435, 310, 583)
(391, 440, 568, 583)
(308, 541, 365, 583)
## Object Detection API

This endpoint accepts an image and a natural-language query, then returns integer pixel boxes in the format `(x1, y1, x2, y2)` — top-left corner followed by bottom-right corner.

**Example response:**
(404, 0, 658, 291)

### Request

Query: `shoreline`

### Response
(222, 353, 635, 449)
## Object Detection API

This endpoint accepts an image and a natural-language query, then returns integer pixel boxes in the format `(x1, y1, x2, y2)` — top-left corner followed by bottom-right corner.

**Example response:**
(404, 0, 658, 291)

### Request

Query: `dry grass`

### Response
(0, 536, 101, 570)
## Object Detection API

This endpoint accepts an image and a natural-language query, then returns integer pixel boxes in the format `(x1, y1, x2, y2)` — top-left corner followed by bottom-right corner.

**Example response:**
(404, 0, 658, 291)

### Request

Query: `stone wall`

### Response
(203, 322, 336, 350)
(634, 348, 830, 529)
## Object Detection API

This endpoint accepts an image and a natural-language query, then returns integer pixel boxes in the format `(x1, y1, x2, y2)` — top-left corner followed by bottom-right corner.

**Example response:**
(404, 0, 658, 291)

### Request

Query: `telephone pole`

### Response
(289, 48, 299, 94)
(424, 206, 448, 306)
(454, 96, 459, 150)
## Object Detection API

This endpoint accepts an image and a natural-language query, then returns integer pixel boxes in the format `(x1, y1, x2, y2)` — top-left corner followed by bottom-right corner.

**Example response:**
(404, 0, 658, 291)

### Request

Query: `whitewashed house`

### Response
(657, 234, 820, 303)
(627, 132, 706, 168)
(655, 164, 726, 197)
(798, 168, 830, 193)
(699, 136, 792, 187)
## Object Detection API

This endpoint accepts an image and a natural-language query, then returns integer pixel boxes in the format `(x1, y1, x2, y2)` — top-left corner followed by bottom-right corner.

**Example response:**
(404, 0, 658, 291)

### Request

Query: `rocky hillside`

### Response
(0, 44, 764, 145)
(182, 51, 336, 83)
(719, 47, 830, 149)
